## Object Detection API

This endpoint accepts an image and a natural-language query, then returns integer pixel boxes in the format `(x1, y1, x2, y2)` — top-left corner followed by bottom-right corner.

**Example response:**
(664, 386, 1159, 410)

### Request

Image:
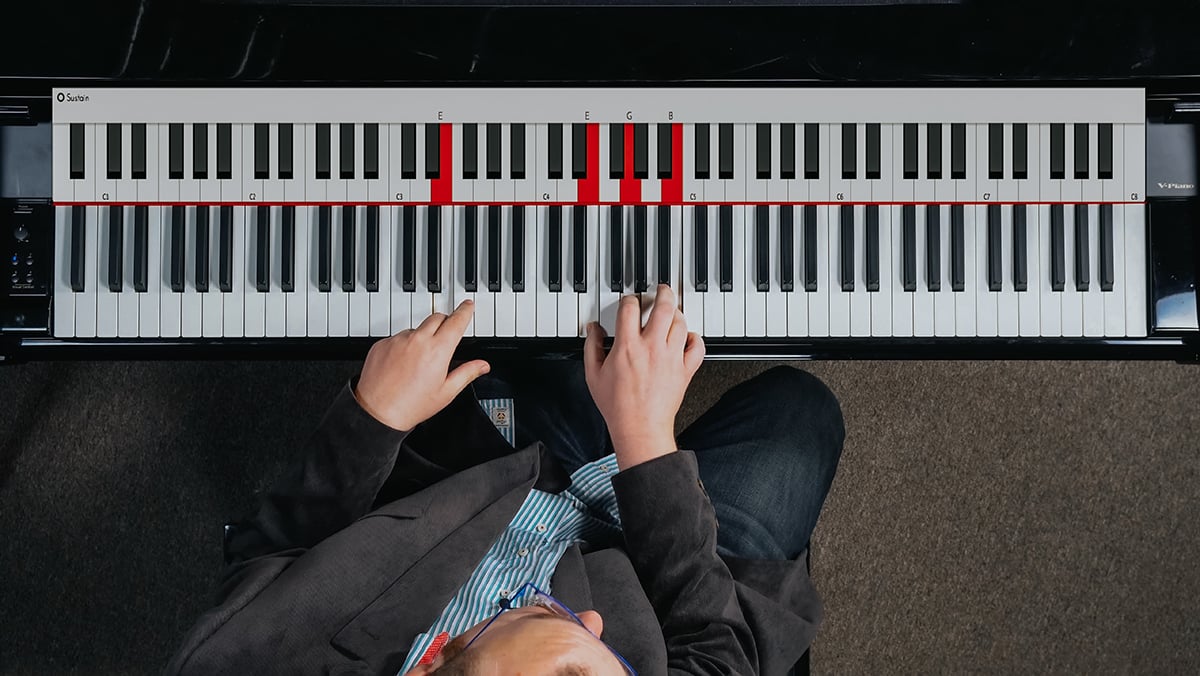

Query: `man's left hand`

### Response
(353, 300, 490, 431)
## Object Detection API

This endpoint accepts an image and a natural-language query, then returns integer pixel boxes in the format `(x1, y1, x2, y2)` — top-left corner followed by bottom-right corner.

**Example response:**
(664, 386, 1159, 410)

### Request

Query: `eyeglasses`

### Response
(458, 582, 638, 675)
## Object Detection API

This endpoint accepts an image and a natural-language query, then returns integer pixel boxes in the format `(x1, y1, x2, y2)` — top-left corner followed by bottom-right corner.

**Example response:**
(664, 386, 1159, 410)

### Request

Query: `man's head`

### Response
(403, 606, 629, 676)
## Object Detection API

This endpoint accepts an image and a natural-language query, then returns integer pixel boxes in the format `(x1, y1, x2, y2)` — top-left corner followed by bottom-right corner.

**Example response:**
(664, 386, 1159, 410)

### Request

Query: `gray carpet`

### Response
(1, 359, 1197, 675)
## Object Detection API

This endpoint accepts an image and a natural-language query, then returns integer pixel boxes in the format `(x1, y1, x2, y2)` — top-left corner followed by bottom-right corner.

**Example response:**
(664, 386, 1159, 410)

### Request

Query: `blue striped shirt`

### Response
(398, 400, 624, 674)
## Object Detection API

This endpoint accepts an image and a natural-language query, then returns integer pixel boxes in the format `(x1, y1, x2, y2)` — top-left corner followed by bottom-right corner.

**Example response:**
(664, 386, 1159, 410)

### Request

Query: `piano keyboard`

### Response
(49, 87, 1147, 340)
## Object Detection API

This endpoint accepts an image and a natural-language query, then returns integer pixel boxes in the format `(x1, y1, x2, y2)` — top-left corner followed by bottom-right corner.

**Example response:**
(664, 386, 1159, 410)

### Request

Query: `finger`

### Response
(436, 299, 475, 339)
(683, 331, 706, 374)
(417, 311, 448, 335)
(666, 308, 688, 348)
(584, 322, 608, 381)
(643, 284, 677, 341)
(444, 359, 491, 398)
(615, 295, 641, 343)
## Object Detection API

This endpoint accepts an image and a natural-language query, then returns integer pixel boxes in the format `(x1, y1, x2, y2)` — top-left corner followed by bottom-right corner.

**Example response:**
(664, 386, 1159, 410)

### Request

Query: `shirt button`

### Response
(518, 548, 529, 557)
(535, 524, 547, 533)
(499, 589, 509, 598)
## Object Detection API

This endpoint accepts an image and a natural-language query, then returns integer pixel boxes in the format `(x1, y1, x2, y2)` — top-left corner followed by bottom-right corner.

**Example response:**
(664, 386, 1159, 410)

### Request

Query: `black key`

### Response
(131, 123, 146, 180)
(255, 123, 270, 180)
(106, 123, 121, 179)
(610, 205, 624, 292)
(950, 123, 966, 180)
(1013, 123, 1028, 180)
(548, 206, 563, 292)
(282, 206, 296, 292)
(927, 123, 942, 179)
(841, 124, 856, 179)
(464, 207, 478, 292)
(756, 124, 771, 179)
(803, 204, 818, 292)
(195, 207, 209, 293)
(169, 124, 184, 180)
(279, 124, 294, 180)
(926, 206, 941, 292)
(1013, 205, 1027, 292)
(401, 205, 416, 292)
(988, 123, 1003, 180)
(951, 205, 965, 292)
(1050, 204, 1065, 291)
(718, 123, 734, 180)
(780, 206, 794, 292)
(865, 123, 881, 180)
(865, 205, 880, 292)
(401, 123, 417, 179)
(318, 206, 332, 292)
(694, 123, 710, 180)
(1074, 124, 1089, 180)
(219, 206, 233, 293)
(573, 124, 587, 180)
(340, 124, 355, 180)
(987, 204, 1002, 292)
(512, 207, 526, 292)
(548, 123, 563, 180)
(193, 124, 208, 180)
(903, 123, 918, 179)
(316, 123, 331, 179)
(575, 205, 589, 292)
(427, 207, 441, 292)
(486, 123, 501, 180)
(463, 123, 478, 180)
(780, 123, 796, 180)
(633, 124, 648, 179)
(1074, 205, 1089, 291)
(634, 205, 648, 293)
(256, 205, 270, 293)
(657, 123, 673, 180)
(1099, 204, 1114, 291)
(755, 205, 770, 292)
(108, 205, 124, 291)
(693, 206, 707, 292)
(610, 124, 625, 179)
(657, 206, 671, 286)
(804, 123, 819, 180)
(487, 205, 501, 292)
(840, 205, 854, 291)
(902, 205, 916, 292)
(718, 205, 733, 292)
(169, 205, 184, 293)
(1098, 123, 1113, 180)
(342, 207, 356, 292)
(70, 206, 85, 292)
(69, 123, 85, 179)
(426, 124, 441, 179)
(364, 124, 378, 180)
(363, 206, 378, 292)
(1050, 123, 1065, 180)
(133, 206, 148, 293)
(217, 124, 232, 180)
(510, 124, 526, 179)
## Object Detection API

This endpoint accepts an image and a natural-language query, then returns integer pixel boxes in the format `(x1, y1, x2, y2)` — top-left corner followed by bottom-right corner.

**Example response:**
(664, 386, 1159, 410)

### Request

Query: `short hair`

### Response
(433, 648, 594, 676)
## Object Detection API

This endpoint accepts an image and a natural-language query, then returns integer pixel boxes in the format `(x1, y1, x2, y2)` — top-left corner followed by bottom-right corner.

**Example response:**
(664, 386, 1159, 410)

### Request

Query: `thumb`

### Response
(584, 322, 607, 381)
(444, 359, 490, 399)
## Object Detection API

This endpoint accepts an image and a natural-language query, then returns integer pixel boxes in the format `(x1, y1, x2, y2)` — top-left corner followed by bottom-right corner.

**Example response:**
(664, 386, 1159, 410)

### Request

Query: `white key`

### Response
(515, 206, 537, 337)
(181, 207, 203, 337)
(1123, 123, 1146, 205)
(976, 205, 998, 337)
(955, 205, 977, 337)
(807, 205, 829, 337)
(327, 206, 350, 337)
(703, 205, 725, 337)
(141, 206, 162, 337)
(1038, 205, 1061, 337)
(933, 205, 955, 337)
(557, 206, 580, 337)
(347, 124, 368, 202)
(1082, 204, 1105, 337)
(1102, 205, 1125, 337)
(222, 206, 245, 337)
(413, 205, 436, 327)
(157, 207, 181, 338)
(450, 206, 476, 336)
(724, 205, 746, 337)
(53, 207, 75, 337)
(1017, 204, 1040, 337)
(200, 208, 223, 338)
(264, 206, 289, 337)
(116, 207, 140, 338)
(348, 206, 372, 337)
(849, 205, 871, 337)
(95, 123, 116, 206)
(827, 205, 850, 337)
(1124, 204, 1147, 337)
(495, 206, 517, 337)
(913, 205, 934, 337)
(578, 205, 602, 337)
(244, 206, 267, 338)
(74, 206, 99, 337)
(785, 205, 808, 337)
(681, 204, 704, 334)
(307, 206, 330, 338)
(473, 206, 497, 337)
(745, 205, 767, 337)
(997, 205, 1020, 337)
(1060, 205, 1083, 337)
(288, 205, 309, 337)
(436, 205, 454, 317)
(116, 122, 136, 202)
(326, 124, 346, 203)
(880, 205, 901, 337)
(536, 206, 557, 337)
(366, 205, 390, 337)
(765, 205, 788, 337)
(389, 206, 412, 334)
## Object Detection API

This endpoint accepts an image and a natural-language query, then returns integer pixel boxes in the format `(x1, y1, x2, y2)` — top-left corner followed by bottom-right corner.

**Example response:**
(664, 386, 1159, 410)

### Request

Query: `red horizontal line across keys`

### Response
(55, 200, 1143, 207)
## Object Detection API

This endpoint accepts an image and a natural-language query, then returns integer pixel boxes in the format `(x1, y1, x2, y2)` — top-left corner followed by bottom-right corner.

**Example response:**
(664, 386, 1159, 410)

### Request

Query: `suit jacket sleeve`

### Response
(611, 450, 759, 676)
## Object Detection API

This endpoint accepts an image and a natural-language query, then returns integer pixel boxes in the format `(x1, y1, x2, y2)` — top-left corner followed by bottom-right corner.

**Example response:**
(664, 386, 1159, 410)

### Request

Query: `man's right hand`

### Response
(583, 285, 705, 470)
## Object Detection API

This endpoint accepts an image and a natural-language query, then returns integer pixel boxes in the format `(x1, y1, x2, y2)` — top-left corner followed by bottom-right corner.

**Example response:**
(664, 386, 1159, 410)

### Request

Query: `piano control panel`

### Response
(46, 87, 1150, 343)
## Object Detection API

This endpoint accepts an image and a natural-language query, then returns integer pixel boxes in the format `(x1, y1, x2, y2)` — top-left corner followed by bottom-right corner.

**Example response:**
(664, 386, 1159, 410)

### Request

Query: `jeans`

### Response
(471, 362, 845, 561)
